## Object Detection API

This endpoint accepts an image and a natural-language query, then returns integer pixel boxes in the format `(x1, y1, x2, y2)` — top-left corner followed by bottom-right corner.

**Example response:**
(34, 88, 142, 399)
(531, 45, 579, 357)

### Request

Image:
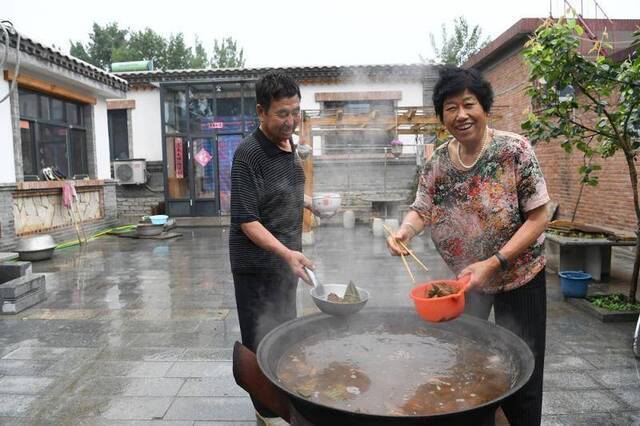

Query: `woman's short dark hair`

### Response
(256, 71, 301, 112)
(432, 67, 494, 120)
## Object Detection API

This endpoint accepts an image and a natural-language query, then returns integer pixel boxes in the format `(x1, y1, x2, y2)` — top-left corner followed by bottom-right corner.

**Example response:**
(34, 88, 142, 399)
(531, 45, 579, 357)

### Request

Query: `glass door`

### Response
(217, 134, 243, 214)
(191, 138, 218, 215)
(161, 81, 258, 217)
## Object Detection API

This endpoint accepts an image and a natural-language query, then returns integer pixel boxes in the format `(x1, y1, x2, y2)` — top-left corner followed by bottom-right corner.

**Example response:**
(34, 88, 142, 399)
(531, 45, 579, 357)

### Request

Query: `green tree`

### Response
(211, 36, 245, 68)
(522, 18, 640, 302)
(70, 23, 128, 69)
(70, 24, 228, 70)
(424, 16, 490, 66)
(113, 28, 168, 69)
(191, 36, 209, 69)
(69, 41, 91, 64)
(165, 33, 194, 70)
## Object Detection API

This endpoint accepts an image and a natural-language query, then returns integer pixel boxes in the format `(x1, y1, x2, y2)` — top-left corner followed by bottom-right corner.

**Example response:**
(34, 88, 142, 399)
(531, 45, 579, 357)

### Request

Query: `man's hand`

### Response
(303, 194, 328, 218)
(283, 249, 314, 285)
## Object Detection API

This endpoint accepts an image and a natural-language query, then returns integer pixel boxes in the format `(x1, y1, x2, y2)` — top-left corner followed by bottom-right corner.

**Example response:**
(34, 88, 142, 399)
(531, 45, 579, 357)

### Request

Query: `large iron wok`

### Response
(243, 307, 533, 426)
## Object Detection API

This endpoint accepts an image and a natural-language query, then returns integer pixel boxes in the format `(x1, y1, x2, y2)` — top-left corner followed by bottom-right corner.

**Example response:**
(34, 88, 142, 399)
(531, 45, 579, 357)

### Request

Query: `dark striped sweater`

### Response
(229, 129, 305, 272)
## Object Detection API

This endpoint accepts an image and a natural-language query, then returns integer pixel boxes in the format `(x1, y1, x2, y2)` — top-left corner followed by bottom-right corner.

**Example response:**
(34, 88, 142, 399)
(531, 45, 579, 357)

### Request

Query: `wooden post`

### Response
(301, 118, 314, 233)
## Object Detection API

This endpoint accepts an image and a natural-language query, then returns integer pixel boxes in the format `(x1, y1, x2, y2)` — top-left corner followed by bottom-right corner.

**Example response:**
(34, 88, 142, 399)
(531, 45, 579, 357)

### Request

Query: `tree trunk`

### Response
(571, 182, 585, 223)
(632, 231, 640, 303)
(624, 151, 640, 302)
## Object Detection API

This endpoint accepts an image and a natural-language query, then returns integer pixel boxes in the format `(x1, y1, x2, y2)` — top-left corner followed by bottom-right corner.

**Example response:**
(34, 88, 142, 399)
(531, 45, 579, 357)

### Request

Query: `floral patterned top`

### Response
(411, 129, 550, 293)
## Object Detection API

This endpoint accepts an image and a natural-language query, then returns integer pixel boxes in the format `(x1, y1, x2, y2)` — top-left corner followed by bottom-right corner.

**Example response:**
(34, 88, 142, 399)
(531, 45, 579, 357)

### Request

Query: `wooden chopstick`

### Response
(397, 240, 430, 273)
(383, 223, 430, 273)
(400, 253, 416, 284)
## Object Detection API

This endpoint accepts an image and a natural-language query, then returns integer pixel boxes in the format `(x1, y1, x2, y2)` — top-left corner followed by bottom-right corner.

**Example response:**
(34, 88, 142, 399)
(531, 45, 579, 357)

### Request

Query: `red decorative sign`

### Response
(175, 138, 184, 179)
(194, 148, 213, 167)
(202, 121, 224, 130)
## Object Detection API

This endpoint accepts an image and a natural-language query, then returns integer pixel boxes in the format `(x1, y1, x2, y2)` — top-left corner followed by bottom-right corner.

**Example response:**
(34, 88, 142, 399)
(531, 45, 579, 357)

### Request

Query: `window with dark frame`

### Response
(107, 109, 129, 160)
(17, 88, 88, 180)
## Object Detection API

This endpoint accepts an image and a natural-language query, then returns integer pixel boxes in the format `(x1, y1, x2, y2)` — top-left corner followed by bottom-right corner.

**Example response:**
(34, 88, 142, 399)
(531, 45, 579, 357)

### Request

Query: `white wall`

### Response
(93, 98, 112, 179)
(0, 79, 16, 184)
(299, 81, 424, 111)
(129, 89, 162, 161)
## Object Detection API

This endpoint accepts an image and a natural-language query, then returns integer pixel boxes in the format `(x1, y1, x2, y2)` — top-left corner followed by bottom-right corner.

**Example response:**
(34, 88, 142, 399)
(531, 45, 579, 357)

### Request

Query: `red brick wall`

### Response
(481, 49, 639, 234)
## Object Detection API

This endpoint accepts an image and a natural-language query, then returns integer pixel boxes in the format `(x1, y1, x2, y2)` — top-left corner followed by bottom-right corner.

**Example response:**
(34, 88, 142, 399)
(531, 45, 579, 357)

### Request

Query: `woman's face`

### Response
(442, 89, 488, 146)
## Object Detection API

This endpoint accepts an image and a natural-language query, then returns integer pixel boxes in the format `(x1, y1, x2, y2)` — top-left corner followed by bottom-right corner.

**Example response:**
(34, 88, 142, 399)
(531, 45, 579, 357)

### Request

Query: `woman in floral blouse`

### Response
(387, 67, 549, 426)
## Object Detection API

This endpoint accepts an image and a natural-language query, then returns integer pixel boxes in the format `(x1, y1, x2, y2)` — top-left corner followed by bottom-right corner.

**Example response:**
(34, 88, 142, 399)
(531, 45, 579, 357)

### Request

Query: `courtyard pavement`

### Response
(0, 226, 639, 425)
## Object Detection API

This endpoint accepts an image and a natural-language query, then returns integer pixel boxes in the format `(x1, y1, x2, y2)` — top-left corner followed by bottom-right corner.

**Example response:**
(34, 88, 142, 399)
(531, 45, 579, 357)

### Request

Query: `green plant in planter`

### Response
(588, 294, 640, 312)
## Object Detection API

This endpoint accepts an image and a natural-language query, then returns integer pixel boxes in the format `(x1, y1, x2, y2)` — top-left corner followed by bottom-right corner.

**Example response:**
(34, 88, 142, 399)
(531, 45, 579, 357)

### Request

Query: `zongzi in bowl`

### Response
(310, 281, 369, 316)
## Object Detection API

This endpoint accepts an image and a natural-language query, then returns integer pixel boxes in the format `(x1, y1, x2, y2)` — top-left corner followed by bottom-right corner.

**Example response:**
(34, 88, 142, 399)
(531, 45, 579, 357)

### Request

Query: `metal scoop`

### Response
(304, 266, 324, 296)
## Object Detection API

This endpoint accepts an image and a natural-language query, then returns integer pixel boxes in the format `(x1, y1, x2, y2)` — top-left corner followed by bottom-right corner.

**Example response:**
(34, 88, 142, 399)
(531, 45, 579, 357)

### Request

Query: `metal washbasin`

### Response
(136, 223, 164, 237)
(16, 235, 56, 261)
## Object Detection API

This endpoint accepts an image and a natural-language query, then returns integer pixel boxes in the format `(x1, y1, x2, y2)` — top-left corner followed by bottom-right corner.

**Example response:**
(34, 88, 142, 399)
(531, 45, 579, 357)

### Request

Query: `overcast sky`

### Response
(4, 0, 640, 67)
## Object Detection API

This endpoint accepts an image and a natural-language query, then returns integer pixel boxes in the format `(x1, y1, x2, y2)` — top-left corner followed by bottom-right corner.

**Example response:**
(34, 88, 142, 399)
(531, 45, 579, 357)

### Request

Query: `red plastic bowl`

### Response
(410, 275, 471, 322)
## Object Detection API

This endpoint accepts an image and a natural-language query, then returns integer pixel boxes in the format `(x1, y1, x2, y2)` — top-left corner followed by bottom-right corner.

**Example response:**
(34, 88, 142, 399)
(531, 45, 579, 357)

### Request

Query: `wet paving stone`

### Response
(609, 385, 640, 409)
(1, 347, 67, 360)
(582, 353, 640, 369)
(44, 396, 174, 421)
(165, 361, 230, 378)
(543, 371, 602, 390)
(0, 395, 38, 417)
(588, 368, 640, 387)
(121, 320, 201, 334)
(544, 354, 595, 372)
(164, 396, 254, 421)
(78, 361, 175, 377)
(70, 377, 185, 397)
(178, 377, 248, 397)
(0, 360, 55, 376)
(0, 377, 55, 394)
(179, 348, 233, 361)
(97, 347, 186, 362)
(542, 389, 627, 415)
(542, 412, 623, 425)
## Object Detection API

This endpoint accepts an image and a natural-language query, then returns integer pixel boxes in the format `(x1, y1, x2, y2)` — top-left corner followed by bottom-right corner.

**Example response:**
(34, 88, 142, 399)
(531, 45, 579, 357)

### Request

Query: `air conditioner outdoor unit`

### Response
(113, 159, 146, 184)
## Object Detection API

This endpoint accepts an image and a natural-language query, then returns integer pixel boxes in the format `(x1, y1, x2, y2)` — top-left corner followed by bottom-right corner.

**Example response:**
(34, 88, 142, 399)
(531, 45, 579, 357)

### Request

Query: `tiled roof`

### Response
(116, 64, 431, 85)
(464, 18, 640, 70)
(6, 30, 128, 92)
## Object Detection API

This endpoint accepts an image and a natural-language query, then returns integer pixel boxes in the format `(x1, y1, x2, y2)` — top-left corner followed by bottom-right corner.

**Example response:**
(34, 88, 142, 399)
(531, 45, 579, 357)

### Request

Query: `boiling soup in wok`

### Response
(276, 325, 513, 416)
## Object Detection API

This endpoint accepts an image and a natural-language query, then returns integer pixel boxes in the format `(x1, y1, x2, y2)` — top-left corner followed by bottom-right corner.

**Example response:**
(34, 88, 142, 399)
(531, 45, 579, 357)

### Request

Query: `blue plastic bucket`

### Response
(558, 271, 592, 298)
(149, 215, 168, 225)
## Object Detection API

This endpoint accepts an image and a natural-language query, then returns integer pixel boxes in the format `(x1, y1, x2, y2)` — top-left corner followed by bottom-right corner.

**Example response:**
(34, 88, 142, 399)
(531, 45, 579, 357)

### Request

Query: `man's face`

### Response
(257, 95, 301, 144)
(441, 89, 488, 146)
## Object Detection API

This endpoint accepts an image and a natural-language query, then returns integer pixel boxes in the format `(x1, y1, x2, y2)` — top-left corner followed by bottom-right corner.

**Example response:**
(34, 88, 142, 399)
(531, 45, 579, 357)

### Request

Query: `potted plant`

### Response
(390, 138, 403, 158)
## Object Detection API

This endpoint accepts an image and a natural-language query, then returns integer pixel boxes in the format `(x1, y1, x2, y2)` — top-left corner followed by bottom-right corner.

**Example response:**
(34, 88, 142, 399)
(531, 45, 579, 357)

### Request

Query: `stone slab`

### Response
(0, 273, 45, 299)
(0, 261, 32, 283)
(70, 377, 185, 397)
(545, 232, 636, 247)
(1, 286, 46, 315)
(0, 394, 38, 417)
(566, 297, 640, 322)
(164, 397, 255, 421)
(0, 376, 55, 394)
(542, 389, 626, 415)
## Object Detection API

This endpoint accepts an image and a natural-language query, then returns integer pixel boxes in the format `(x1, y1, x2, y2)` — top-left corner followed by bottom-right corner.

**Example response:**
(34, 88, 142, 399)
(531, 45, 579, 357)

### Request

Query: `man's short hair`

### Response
(255, 71, 301, 112)
(432, 67, 494, 121)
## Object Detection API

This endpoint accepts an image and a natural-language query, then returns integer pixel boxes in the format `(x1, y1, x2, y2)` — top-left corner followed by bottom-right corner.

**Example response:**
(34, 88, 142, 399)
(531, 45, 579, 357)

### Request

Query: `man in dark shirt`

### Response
(229, 71, 313, 421)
